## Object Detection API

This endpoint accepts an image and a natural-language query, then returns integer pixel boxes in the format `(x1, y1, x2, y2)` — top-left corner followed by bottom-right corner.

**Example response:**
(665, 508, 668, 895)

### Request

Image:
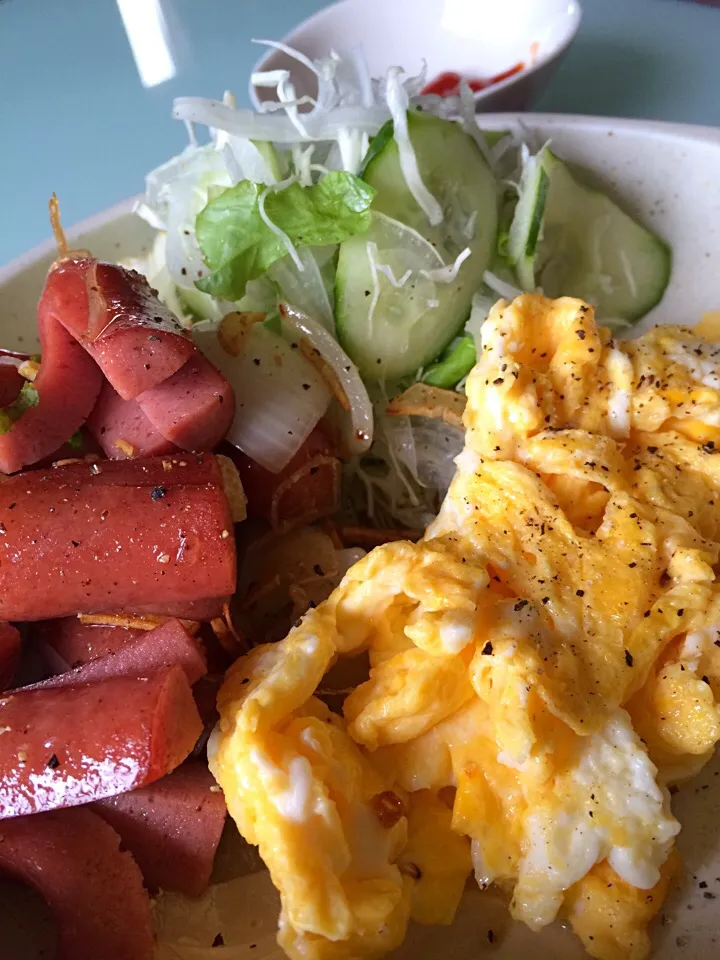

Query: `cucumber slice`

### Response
(337, 111, 498, 380)
(507, 146, 551, 290)
(508, 148, 671, 322)
(422, 335, 476, 389)
(335, 213, 447, 379)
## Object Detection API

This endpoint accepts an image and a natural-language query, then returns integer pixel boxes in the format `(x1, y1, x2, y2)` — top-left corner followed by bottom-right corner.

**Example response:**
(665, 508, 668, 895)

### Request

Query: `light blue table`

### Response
(0, 0, 717, 268)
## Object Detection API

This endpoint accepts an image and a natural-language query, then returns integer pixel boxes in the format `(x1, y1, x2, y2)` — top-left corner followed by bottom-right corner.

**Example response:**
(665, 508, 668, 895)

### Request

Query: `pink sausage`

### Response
(30, 617, 207, 689)
(0, 665, 202, 818)
(0, 301, 103, 475)
(24, 620, 207, 690)
(0, 623, 21, 690)
(0, 808, 153, 960)
(40, 258, 195, 399)
(33, 617, 142, 669)
(136, 351, 235, 452)
(93, 762, 226, 897)
(87, 379, 177, 459)
(0, 454, 236, 621)
(124, 595, 229, 620)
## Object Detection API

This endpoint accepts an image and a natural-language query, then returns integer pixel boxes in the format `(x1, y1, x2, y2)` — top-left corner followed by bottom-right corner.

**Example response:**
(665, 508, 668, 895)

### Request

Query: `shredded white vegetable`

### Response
(384, 67, 444, 226)
(252, 38, 321, 78)
(483, 269, 524, 300)
(251, 69, 292, 88)
(368, 242, 412, 288)
(420, 247, 472, 284)
(457, 80, 494, 168)
(258, 178, 304, 271)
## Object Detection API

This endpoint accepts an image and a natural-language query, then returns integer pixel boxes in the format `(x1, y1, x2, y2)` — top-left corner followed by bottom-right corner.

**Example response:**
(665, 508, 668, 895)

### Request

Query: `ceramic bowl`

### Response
(250, 0, 582, 113)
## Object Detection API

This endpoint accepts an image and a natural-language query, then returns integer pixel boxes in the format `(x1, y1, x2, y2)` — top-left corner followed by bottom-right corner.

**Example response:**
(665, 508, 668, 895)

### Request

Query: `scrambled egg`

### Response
(210, 295, 720, 960)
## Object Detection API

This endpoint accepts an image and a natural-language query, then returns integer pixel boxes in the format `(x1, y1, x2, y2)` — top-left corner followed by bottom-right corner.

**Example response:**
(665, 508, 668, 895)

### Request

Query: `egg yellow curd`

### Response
(210, 294, 720, 960)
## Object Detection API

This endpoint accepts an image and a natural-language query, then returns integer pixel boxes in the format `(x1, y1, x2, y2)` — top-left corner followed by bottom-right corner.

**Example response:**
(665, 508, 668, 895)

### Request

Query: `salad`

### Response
(127, 41, 670, 535)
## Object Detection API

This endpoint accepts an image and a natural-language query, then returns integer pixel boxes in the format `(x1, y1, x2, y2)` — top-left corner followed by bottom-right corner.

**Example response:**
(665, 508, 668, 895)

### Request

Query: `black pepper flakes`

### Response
(487, 929, 495, 944)
(625, 649, 634, 667)
(212, 933, 225, 947)
(576, 589, 585, 597)
(46, 754, 60, 770)
(150, 486, 167, 501)
(514, 599, 528, 612)
(481, 641, 493, 655)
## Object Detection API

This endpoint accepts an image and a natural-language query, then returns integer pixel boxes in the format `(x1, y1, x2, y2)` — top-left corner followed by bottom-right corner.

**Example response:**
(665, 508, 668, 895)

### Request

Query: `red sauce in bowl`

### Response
(421, 63, 525, 97)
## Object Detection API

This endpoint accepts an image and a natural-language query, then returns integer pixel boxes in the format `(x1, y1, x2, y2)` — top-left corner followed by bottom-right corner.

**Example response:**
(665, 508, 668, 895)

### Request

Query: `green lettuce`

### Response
(195, 172, 375, 300)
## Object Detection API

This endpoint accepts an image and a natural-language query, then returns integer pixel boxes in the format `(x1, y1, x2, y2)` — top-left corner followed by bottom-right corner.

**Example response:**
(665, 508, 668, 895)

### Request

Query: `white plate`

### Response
(1, 114, 720, 960)
(250, 0, 582, 113)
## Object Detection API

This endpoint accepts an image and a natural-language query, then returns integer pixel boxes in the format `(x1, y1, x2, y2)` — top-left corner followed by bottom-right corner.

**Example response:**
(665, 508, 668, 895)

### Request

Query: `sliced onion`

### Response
(193, 322, 331, 473)
(173, 98, 389, 144)
(411, 416, 464, 495)
(269, 248, 334, 331)
(279, 303, 373, 455)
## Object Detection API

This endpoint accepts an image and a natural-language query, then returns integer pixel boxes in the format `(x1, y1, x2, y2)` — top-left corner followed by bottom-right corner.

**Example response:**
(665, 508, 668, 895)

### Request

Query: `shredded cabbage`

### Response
(129, 38, 658, 532)
(384, 67, 443, 226)
(258, 177, 304, 271)
(420, 247, 472, 284)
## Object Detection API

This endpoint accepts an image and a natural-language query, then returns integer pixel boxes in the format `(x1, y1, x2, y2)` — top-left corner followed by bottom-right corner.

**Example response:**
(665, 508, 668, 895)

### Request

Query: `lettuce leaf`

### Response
(195, 172, 375, 299)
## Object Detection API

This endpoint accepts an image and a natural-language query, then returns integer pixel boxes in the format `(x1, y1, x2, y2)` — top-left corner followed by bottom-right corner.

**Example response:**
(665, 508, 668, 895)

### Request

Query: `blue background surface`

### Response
(0, 0, 717, 267)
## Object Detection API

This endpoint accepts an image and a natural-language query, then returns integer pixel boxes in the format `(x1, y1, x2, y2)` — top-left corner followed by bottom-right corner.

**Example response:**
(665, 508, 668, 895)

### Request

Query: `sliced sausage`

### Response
(29, 618, 207, 689)
(87, 379, 177, 459)
(136, 350, 235, 452)
(0, 454, 236, 621)
(0, 301, 102, 474)
(0, 623, 21, 690)
(40, 258, 195, 399)
(0, 807, 153, 960)
(93, 762, 226, 897)
(33, 617, 142, 670)
(0, 664, 202, 817)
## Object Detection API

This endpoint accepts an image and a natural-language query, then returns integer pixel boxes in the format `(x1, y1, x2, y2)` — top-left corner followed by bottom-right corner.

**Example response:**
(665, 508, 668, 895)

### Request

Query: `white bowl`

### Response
(251, 0, 582, 113)
(2, 114, 720, 959)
